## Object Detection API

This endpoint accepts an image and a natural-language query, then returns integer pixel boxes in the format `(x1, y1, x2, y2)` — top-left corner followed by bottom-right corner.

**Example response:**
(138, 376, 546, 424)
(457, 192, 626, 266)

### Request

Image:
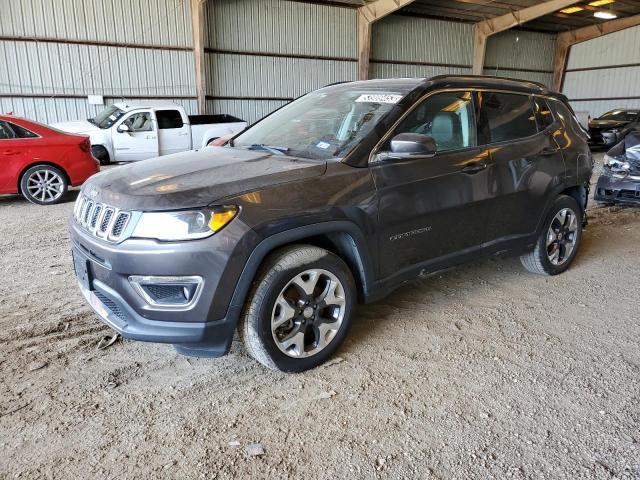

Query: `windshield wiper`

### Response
(247, 144, 289, 156)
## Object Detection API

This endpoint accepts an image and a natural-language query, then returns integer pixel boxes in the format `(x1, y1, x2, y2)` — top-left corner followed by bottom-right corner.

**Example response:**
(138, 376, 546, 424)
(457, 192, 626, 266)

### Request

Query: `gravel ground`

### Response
(1, 154, 639, 479)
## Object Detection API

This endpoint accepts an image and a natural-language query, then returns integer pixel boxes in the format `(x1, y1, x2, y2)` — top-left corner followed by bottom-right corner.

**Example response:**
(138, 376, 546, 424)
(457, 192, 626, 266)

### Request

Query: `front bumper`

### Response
(70, 218, 258, 356)
(594, 173, 640, 204)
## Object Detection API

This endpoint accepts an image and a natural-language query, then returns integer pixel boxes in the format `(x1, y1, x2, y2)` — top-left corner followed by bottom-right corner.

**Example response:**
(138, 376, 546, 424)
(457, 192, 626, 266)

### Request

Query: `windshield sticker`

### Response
(355, 94, 403, 104)
(316, 141, 331, 149)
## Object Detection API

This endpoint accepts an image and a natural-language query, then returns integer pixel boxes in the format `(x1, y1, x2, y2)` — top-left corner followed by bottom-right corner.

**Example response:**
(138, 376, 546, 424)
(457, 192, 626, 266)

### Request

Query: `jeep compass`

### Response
(70, 76, 593, 372)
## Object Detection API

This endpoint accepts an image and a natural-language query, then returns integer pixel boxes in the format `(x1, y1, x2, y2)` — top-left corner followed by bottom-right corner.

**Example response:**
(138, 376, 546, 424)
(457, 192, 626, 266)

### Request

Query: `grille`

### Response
(73, 194, 133, 242)
(112, 212, 130, 238)
(94, 291, 127, 322)
(619, 190, 640, 200)
(143, 284, 186, 303)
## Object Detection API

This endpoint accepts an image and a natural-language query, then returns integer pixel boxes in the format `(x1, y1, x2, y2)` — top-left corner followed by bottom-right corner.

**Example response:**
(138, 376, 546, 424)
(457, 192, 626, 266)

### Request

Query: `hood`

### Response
(83, 147, 327, 210)
(52, 119, 100, 134)
(589, 119, 629, 130)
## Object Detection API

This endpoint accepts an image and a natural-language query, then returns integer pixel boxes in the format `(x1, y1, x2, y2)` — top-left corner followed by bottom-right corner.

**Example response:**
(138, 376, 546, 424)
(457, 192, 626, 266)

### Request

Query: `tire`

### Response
(520, 194, 583, 275)
(19, 164, 68, 205)
(239, 245, 356, 372)
(91, 145, 111, 165)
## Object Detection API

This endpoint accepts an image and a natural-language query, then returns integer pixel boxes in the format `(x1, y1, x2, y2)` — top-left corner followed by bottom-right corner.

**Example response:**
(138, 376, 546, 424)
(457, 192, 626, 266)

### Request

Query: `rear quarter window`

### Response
(8, 122, 39, 138)
(156, 110, 184, 129)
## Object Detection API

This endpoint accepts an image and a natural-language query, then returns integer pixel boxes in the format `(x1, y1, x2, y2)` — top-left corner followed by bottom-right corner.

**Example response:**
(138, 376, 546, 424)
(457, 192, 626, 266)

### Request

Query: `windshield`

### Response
(232, 85, 409, 160)
(598, 110, 638, 122)
(89, 105, 127, 129)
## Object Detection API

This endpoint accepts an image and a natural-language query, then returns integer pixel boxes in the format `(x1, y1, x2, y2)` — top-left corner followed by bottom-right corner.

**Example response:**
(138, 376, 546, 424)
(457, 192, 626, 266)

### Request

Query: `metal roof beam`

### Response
(471, 0, 578, 75)
(357, 0, 416, 80)
(553, 13, 640, 90)
(191, 0, 207, 114)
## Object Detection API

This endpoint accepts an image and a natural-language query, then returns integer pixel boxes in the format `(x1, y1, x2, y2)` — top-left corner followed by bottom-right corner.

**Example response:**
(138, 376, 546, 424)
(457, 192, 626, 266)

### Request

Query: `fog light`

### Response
(129, 275, 204, 309)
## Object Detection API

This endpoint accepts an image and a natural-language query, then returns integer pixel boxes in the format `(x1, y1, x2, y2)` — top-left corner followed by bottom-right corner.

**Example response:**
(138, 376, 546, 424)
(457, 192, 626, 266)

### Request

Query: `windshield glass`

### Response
(89, 105, 127, 129)
(233, 85, 410, 159)
(598, 110, 638, 122)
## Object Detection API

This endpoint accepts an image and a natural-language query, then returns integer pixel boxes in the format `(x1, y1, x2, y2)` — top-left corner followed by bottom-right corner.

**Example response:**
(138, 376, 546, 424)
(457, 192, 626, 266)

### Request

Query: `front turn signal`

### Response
(209, 206, 238, 232)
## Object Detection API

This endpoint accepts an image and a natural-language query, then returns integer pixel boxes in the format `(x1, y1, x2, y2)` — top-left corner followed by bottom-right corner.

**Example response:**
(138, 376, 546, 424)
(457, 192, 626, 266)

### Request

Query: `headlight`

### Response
(131, 206, 238, 241)
(604, 154, 630, 171)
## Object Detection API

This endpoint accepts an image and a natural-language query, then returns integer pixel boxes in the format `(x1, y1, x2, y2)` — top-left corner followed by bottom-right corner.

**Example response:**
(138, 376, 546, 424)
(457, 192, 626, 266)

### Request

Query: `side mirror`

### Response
(390, 133, 437, 156)
(117, 124, 130, 134)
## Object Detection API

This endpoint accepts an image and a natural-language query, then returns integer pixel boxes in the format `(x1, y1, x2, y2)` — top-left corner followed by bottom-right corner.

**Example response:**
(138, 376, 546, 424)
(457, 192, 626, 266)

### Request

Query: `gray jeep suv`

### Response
(70, 76, 593, 372)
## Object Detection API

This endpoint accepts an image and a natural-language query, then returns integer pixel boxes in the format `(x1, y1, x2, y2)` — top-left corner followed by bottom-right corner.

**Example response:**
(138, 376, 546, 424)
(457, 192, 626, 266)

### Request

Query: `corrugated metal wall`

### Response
(0, 0, 195, 123)
(370, 16, 472, 79)
(204, 0, 357, 123)
(370, 16, 554, 88)
(483, 30, 555, 87)
(563, 25, 640, 117)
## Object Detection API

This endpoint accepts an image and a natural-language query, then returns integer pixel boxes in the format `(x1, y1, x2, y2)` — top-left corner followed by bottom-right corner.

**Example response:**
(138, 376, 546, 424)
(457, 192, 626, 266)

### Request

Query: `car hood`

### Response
(83, 147, 327, 210)
(589, 119, 629, 130)
(52, 119, 100, 134)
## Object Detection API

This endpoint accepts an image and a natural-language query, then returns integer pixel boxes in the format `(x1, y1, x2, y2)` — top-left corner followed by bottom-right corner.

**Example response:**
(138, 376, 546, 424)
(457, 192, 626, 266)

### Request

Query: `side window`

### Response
(532, 97, 554, 131)
(393, 91, 475, 152)
(8, 122, 38, 138)
(156, 110, 184, 129)
(123, 112, 153, 132)
(0, 121, 15, 140)
(478, 92, 538, 144)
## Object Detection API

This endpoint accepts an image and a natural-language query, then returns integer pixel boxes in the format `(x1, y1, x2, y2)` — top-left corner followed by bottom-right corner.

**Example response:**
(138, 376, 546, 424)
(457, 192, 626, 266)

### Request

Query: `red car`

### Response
(0, 115, 100, 205)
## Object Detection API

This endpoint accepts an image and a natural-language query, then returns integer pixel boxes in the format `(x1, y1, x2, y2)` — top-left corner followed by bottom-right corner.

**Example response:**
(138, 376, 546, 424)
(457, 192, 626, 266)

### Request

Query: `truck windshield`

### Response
(89, 106, 126, 129)
(232, 85, 409, 160)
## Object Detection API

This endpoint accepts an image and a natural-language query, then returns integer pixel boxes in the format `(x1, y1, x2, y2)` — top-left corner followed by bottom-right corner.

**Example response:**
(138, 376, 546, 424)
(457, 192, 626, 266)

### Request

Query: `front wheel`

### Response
(239, 245, 356, 372)
(19, 165, 68, 205)
(520, 195, 583, 275)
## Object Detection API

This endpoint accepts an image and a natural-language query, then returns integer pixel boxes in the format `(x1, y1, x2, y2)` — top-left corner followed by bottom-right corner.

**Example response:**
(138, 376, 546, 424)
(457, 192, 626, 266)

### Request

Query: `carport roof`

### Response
(318, 0, 640, 33)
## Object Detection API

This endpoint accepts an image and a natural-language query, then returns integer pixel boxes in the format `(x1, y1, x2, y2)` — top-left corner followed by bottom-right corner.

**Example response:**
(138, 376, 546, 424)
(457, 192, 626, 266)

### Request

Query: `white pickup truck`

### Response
(53, 103, 247, 164)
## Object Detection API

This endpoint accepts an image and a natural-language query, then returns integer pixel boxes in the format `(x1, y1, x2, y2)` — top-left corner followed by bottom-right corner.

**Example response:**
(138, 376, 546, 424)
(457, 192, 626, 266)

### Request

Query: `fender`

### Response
(534, 180, 589, 235)
(226, 221, 376, 320)
(87, 131, 113, 161)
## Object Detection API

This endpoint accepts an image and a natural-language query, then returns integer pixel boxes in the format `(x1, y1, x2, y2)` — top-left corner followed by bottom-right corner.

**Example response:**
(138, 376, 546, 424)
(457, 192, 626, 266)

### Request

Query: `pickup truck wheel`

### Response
(19, 165, 68, 205)
(239, 245, 355, 372)
(520, 195, 583, 275)
(91, 146, 110, 165)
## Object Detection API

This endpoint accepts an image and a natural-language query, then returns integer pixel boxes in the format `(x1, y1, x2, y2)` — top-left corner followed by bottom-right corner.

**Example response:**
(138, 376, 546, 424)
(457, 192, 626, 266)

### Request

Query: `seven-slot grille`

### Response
(74, 194, 132, 241)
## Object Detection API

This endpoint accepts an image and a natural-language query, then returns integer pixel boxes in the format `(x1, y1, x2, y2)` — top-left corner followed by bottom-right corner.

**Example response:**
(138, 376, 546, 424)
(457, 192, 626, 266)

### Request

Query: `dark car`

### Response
(594, 130, 640, 204)
(588, 109, 640, 148)
(70, 76, 593, 372)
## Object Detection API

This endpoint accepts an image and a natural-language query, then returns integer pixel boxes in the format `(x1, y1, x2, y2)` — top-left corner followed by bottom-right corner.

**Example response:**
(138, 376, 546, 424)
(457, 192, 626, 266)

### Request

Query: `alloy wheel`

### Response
(271, 269, 346, 358)
(546, 208, 578, 266)
(26, 169, 65, 203)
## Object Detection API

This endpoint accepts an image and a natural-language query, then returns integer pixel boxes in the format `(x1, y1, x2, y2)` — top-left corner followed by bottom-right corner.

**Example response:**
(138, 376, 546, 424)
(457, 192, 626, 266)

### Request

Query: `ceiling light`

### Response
(560, 6, 584, 13)
(589, 0, 615, 6)
(594, 10, 617, 19)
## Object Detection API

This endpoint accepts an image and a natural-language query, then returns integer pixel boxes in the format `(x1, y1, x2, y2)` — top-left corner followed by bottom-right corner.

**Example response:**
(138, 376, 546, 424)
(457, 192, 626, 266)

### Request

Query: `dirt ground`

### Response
(1, 154, 639, 479)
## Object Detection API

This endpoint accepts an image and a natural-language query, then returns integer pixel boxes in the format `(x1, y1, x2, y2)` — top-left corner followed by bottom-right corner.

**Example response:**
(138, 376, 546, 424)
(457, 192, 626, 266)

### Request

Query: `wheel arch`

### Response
(17, 161, 70, 192)
(228, 222, 375, 316)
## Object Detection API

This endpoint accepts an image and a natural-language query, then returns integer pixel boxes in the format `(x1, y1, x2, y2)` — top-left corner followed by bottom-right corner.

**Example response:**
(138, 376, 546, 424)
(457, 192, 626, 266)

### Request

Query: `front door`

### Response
(112, 110, 159, 162)
(371, 90, 493, 279)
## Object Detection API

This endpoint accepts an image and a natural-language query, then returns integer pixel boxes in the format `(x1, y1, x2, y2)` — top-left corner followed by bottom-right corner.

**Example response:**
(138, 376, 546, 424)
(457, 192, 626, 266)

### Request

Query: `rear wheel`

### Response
(19, 165, 68, 205)
(520, 195, 582, 275)
(91, 145, 110, 165)
(239, 245, 355, 372)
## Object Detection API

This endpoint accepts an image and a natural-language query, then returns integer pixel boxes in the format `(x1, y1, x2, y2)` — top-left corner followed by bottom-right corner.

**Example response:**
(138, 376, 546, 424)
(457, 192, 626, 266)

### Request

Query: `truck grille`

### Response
(73, 194, 133, 242)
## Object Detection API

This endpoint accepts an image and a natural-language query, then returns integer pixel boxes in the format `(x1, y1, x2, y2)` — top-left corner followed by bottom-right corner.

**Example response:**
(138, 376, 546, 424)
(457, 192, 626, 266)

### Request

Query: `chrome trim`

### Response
(128, 275, 204, 311)
(73, 193, 136, 243)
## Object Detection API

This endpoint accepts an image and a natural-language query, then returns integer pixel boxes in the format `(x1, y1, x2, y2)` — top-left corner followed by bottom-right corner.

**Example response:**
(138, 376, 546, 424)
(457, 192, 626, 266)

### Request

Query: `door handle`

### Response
(2, 149, 20, 155)
(461, 161, 487, 174)
(540, 148, 560, 156)
(146, 135, 157, 140)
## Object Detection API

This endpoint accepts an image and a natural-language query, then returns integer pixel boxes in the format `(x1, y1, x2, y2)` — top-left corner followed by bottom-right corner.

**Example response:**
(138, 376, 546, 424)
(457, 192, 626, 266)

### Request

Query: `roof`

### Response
(315, 0, 640, 34)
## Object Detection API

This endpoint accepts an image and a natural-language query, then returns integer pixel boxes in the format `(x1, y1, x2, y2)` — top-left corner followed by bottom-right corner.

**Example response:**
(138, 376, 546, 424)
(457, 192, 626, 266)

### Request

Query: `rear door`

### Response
(156, 109, 191, 155)
(112, 110, 159, 161)
(477, 91, 566, 242)
(371, 90, 494, 278)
